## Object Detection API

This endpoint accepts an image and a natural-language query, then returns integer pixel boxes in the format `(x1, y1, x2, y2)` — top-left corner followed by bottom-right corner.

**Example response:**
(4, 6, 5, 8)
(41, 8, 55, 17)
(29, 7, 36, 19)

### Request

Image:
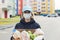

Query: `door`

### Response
(4, 10, 7, 18)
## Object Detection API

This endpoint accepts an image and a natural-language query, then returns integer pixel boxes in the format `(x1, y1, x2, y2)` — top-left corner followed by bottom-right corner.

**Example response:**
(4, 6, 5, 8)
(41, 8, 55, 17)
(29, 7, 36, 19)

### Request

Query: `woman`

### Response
(11, 6, 44, 40)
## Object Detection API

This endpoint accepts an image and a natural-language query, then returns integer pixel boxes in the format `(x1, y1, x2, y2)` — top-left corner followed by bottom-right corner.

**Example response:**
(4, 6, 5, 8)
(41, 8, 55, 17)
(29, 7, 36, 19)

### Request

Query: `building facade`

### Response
(15, 0, 18, 15)
(0, 0, 9, 18)
(18, 0, 23, 15)
(41, 0, 55, 14)
(22, 0, 55, 15)
(0, 0, 16, 18)
(32, 0, 55, 15)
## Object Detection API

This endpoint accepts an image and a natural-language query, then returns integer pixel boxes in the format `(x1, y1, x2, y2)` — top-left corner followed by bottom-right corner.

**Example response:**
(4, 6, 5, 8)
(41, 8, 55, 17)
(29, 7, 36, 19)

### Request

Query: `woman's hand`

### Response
(34, 29, 44, 40)
(12, 30, 30, 40)
(12, 30, 22, 40)
(34, 28, 44, 36)
(21, 31, 30, 40)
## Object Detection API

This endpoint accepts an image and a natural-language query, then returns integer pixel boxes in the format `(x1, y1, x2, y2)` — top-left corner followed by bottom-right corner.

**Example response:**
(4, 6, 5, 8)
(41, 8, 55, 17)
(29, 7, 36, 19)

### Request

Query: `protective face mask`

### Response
(23, 13, 31, 19)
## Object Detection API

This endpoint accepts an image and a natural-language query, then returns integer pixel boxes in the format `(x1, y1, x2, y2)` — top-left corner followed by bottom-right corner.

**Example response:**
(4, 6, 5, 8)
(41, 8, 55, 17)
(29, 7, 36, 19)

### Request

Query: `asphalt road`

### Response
(0, 16, 60, 40)
(0, 24, 15, 40)
(34, 16, 60, 40)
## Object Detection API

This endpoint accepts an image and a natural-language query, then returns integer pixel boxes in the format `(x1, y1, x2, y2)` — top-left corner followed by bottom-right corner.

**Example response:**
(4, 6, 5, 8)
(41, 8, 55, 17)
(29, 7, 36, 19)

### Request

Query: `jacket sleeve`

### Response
(15, 23, 19, 29)
(36, 23, 41, 29)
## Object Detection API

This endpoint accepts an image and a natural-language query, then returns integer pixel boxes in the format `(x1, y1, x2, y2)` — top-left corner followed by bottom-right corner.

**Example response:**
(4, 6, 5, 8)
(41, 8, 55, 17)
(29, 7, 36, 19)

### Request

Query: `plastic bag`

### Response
(34, 36, 44, 40)
(12, 29, 21, 39)
(34, 28, 44, 36)
(21, 31, 30, 40)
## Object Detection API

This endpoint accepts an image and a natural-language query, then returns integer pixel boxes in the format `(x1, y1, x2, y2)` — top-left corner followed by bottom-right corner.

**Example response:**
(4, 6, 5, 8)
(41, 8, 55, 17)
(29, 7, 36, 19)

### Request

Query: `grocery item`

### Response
(12, 29, 44, 40)
(21, 31, 30, 40)
(13, 29, 21, 38)
(34, 29, 44, 36)
(28, 31, 37, 40)
(34, 36, 44, 40)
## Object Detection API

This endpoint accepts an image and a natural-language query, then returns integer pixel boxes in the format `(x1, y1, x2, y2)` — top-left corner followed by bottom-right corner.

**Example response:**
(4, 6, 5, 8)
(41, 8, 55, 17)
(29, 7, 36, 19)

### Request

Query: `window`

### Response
(48, 0, 50, 2)
(41, 10, 46, 12)
(48, 10, 50, 12)
(48, 7, 50, 12)
(41, 5, 45, 7)
(42, 3, 45, 5)
(38, 9, 40, 11)
(34, 10, 37, 12)
(48, 7, 50, 11)
(48, 3, 50, 7)
(34, 0, 37, 2)
(48, 3, 50, 5)
(38, 2, 40, 4)
(48, 7, 50, 9)
(48, 2, 50, 6)
(34, 4, 37, 5)
(30, 0, 32, 2)
(2, 0, 5, 3)
(38, 5, 40, 7)
(42, 0, 45, 2)
(41, 7, 45, 8)
(25, 0, 28, 1)
(34, 7, 37, 8)
(37, 9, 41, 12)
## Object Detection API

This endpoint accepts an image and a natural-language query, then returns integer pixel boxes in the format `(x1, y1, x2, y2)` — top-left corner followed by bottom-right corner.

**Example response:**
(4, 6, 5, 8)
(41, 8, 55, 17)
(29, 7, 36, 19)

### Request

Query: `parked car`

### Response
(55, 10, 60, 16)
(40, 14, 48, 17)
(58, 13, 60, 16)
(47, 14, 58, 17)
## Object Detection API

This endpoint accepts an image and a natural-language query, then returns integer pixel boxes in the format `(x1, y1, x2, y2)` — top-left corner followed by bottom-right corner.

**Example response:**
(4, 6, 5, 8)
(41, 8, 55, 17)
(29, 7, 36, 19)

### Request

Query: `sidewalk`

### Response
(0, 23, 16, 30)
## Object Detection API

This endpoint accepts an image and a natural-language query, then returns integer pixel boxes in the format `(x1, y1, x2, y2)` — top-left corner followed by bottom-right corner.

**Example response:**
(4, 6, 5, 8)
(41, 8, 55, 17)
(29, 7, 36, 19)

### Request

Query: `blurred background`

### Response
(0, 0, 60, 40)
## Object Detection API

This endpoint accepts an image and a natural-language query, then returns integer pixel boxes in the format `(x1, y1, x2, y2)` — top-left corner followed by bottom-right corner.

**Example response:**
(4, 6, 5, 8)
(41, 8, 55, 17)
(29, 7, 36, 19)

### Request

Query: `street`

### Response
(0, 16, 60, 40)
(0, 24, 16, 40)
(34, 16, 60, 40)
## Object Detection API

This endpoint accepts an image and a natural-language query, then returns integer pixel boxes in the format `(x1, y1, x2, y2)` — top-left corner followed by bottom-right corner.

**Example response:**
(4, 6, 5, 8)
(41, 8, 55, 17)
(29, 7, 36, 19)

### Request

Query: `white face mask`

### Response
(23, 13, 31, 19)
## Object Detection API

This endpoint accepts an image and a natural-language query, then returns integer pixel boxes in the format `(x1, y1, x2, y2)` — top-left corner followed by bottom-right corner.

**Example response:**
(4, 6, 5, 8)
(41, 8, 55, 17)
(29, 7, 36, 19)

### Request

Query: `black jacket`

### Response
(15, 18, 41, 29)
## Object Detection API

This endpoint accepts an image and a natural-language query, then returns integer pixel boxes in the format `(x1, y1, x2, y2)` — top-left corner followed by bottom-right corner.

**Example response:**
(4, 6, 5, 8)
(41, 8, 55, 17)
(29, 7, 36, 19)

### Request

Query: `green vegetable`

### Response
(28, 31, 37, 40)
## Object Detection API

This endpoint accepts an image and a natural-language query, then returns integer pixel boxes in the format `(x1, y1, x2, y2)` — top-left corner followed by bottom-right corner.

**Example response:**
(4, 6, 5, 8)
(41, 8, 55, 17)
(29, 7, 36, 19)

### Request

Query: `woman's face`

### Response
(23, 10, 32, 22)
(23, 13, 31, 19)
(23, 10, 32, 19)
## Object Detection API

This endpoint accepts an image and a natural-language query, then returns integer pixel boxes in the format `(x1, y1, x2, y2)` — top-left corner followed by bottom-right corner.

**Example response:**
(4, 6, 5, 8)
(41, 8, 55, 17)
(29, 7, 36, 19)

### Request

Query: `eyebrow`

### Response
(24, 10, 31, 13)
